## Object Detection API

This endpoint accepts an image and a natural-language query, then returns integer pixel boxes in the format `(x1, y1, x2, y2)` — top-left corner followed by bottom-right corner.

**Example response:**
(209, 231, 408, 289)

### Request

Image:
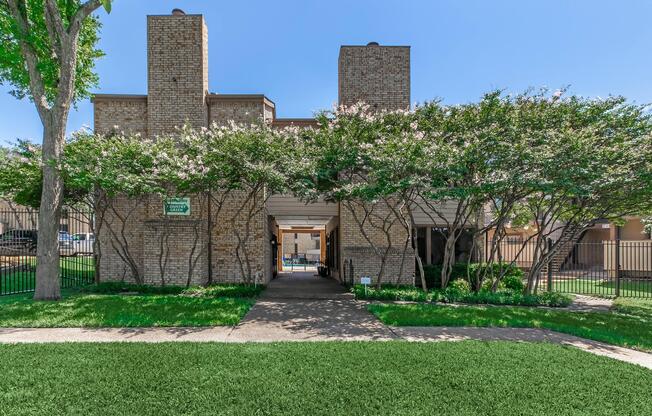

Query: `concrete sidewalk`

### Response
(1, 326, 650, 369)
(0, 272, 650, 370)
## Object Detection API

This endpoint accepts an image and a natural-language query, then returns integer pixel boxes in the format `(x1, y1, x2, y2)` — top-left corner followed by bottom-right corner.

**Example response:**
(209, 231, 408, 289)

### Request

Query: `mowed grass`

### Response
(0, 256, 94, 294)
(1, 342, 651, 416)
(369, 300, 652, 351)
(551, 277, 652, 298)
(0, 288, 256, 327)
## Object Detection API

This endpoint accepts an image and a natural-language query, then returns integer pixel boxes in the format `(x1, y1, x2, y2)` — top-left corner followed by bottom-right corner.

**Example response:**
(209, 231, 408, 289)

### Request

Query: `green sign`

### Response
(164, 197, 191, 216)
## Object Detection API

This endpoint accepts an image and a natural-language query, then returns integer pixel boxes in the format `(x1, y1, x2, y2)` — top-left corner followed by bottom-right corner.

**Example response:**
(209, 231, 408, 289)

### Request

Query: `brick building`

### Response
(93, 10, 454, 286)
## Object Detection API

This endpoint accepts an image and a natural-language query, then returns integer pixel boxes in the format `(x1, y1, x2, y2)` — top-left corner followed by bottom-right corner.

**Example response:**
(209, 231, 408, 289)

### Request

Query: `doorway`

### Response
(277, 229, 325, 273)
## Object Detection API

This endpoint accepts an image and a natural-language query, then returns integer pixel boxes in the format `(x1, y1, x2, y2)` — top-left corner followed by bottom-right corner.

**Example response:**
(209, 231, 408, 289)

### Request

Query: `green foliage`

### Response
(500, 274, 526, 292)
(0, 141, 42, 207)
(369, 301, 651, 351)
(82, 282, 265, 298)
(441, 289, 572, 307)
(351, 284, 428, 302)
(446, 279, 471, 296)
(181, 284, 266, 298)
(0, 292, 254, 327)
(353, 283, 571, 307)
(423, 262, 524, 291)
(423, 263, 468, 289)
(2, 342, 650, 415)
(81, 282, 186, 295)
(0, 0, 107, 104)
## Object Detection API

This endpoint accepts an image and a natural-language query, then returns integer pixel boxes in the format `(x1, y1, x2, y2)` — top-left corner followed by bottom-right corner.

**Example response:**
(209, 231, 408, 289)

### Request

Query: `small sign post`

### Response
(360, 276, 371, 296)
(164, 197, 191, 216)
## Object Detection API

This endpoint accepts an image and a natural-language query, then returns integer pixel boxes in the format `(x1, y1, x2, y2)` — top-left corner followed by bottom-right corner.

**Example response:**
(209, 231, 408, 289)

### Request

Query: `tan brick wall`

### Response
(94, 13, 418, 287)
(93, 97, 147, 136)
(211, 190, 269, 284)
(338, 45, 410, 111)
(342, 246, 414, 286)
(98, 192, 272, 286)
(208, 98, 267, 126)
(143, 219, 208, 286)
(147, 14, 208, 136)
(339, 200, 414, 285)
(98, 195, 146, 282)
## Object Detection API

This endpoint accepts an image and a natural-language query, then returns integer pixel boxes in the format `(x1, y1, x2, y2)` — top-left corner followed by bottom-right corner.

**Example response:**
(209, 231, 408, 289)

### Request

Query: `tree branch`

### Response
(5, 0, 50, 119)
(68, 0, 103, 37)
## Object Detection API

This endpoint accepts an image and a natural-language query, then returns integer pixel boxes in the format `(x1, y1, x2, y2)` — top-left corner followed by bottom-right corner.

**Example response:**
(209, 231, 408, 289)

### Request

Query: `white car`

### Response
(72, 233, 95, 254)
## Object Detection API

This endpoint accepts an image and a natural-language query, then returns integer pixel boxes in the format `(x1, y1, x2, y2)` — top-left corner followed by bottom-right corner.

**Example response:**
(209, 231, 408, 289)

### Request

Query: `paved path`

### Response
(0, 272, 650, 369)
(568, 295, 613, 312)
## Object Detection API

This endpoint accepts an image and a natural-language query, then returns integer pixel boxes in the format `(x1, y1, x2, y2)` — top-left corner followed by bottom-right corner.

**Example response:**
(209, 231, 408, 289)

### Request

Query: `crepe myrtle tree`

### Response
(300, 104, 418, 288)
(152, 125, 255, 287)
(62, 131, 176, 285)
(509, 94, 652, 294)
(414, 95, 518, 289)
(61, 131, 169, 285)
(212, 122, 293, 284)
(0, 0, 111, 300)
(354, 107, 439, 290)
(643, 217, 652, 237)
(449, 92, 548, 292)
(155, 127, 221, 286)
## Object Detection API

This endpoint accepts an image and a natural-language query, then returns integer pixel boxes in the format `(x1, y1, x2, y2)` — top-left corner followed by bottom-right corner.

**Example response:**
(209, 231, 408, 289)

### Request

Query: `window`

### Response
(418, 227, 476, 265)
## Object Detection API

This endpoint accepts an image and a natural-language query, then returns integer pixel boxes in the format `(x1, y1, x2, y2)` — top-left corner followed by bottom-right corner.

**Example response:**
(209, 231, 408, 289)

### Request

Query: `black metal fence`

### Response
(489, 237, 652, 298)
(0, 208, 95, 296)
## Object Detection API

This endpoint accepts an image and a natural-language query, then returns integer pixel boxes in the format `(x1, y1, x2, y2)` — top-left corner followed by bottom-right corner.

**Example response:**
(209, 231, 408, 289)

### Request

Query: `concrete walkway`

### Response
(0, 272, 650, 369)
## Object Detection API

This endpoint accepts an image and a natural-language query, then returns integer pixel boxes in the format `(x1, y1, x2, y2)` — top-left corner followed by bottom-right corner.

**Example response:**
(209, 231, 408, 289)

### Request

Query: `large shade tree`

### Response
(0, 0, 111, 299)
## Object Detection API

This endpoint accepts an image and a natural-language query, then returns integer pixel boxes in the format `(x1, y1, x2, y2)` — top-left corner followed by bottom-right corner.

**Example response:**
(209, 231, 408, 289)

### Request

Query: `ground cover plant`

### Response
(0, 282, 262, 327)
(369, 301, 652, 351)
(0, 341, 650, 416)
(352, 284, 572, 307)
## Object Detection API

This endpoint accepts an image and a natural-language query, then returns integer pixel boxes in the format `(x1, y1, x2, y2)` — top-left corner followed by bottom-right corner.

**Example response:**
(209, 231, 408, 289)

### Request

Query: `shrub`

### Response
(181, 284, 265, 298)
(423, 262, 524, 292)
(444, 279, 471, 301)
(500, 274, 525, 292)
(351, 283, 572, 307)
(83, 282, 265, 298)
(422, 263, 470, 289)
(352, 285, 429, 302)
(442, 290, 572, 308)
(83, 282, 185, 295)
(422, 264, 442, 289)
(467, 263, 524, 291)
(538, 291, 573, 307)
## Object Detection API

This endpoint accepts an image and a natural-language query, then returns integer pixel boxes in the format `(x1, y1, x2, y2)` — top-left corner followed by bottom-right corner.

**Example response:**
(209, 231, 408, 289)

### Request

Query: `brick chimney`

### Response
(147, 10, 208, 136)
(338, 43, 410, 111)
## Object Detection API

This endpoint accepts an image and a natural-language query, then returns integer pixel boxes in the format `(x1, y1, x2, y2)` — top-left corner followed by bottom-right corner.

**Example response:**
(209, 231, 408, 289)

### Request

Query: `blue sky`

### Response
(2, 0, 652, 144)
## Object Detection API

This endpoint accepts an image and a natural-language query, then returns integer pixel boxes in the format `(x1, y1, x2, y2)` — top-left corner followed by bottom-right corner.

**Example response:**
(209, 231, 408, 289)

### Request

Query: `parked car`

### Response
(72, 233, 95, 254)
(0, 229, 38, 254)
(58, 231, 74, 250)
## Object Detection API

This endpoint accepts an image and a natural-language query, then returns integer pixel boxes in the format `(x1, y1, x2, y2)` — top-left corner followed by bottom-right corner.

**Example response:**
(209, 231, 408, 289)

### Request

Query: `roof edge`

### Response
(207, 94, 275, 108)
(91, 94, 147, 103)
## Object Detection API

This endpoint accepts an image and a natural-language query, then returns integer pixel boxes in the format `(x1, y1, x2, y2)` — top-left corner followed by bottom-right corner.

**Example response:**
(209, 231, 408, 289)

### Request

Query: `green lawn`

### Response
(0, 286, 257, 327)
(369, 300, 652, 351)
(552, 278, 652, 298)
(1, 256, 94, 294)
(0, 342, 650, 415)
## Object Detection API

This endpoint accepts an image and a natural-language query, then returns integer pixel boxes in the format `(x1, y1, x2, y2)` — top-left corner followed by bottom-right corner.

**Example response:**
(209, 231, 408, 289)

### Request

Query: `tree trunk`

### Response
(440, 234, 458, 288)
(34, 113, 66, 301)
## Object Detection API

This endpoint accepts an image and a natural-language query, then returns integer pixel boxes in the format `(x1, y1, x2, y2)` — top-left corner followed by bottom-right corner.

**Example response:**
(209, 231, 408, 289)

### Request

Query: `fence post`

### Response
(615, 235, 621, 298)
(547, 238, 553, 292)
